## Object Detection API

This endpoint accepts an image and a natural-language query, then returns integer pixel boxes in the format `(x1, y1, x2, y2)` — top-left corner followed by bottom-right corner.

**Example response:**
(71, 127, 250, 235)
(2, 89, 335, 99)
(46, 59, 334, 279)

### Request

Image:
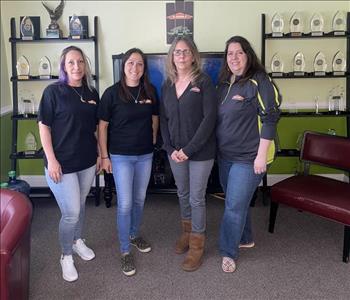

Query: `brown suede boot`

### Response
(182, 233, 205, 271)
(175, 219, 191, 254)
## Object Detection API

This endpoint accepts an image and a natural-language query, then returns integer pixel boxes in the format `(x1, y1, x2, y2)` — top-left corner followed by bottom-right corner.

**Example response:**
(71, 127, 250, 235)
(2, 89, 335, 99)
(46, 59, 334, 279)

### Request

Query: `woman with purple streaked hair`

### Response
(38, 45, 101, 282)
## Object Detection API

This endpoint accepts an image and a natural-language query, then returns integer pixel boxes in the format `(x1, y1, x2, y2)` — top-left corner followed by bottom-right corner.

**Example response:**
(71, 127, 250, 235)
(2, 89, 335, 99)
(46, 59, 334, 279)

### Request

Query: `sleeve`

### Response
(97, 87, 113, 122)
(159, 83, 175, 155)
(255, 72, 281, 140)
(37, 85, 55, 127)
(182, 75, 218, 157)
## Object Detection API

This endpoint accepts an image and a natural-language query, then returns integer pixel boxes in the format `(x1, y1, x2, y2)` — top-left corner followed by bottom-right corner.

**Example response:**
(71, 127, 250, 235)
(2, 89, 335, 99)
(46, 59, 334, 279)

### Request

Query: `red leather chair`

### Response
(1, 189, 33, 300)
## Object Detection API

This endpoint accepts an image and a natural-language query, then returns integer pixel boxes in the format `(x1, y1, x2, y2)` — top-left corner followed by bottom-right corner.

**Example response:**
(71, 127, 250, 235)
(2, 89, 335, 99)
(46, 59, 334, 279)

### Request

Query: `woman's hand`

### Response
(178, 149, 188, 161)
(101, 157, 113, 173)
(253, 154, 267, 174)
(96, 156, 103, 174)
(48, 159, 62, 183)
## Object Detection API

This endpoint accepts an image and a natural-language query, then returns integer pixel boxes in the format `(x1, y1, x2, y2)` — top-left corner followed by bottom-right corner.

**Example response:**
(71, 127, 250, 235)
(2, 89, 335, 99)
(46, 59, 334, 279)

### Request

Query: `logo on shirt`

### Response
(86, 100, 97, 105)
(190, 87, 201, 93)
(232, 94, 244, 101)
(138, 99, 152, 104)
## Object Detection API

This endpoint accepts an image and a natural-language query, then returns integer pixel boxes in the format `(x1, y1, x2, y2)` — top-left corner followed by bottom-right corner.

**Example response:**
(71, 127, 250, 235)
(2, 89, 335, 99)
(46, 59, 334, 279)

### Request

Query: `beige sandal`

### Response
(222, 257, 236, 273)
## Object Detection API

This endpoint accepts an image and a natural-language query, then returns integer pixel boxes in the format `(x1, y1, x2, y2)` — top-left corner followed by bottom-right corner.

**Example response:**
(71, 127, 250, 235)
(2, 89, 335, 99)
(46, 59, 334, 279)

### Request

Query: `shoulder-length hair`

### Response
(165, 36, 202, 85)
(58, 45, 94, 91)
(118, 48, 156, 103)
(218, 36, 266, 84)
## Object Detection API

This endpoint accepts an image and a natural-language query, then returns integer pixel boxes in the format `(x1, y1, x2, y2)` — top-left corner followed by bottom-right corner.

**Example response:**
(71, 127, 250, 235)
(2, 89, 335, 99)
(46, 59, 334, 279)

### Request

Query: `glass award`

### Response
(20, 16, 34, 40)
(16, 56, 30, 79)
(290, 12, 303, 36)
(24, 132, 37, 155)
(38, 56, 52, 79)
(332, 11, 346, 35)
(310, 13, 324, 36)
(20, 97, 35, 117)
(313, 52, 327, 76)
(328, 86, 345, 114)
(270, 53, 284, 76)
(271, 13, 284, 37)
(332, 51, 346, 76)
(293, 52, 306, 76)
(69, 14, 83, 39)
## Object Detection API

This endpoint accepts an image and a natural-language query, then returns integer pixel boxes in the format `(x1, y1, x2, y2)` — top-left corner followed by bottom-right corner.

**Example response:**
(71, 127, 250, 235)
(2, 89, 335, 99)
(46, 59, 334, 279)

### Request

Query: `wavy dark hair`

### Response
(218, 36, 266, 84)
(118, 48, 156, 103)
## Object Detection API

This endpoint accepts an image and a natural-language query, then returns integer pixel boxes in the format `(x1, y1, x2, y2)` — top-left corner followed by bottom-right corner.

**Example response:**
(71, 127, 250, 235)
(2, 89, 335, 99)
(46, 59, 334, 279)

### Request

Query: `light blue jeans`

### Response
(218, 158, 265, 259)
(168, 158, 214, 233)
(110, 153, 153, 254)
(45, 165, 96, 255)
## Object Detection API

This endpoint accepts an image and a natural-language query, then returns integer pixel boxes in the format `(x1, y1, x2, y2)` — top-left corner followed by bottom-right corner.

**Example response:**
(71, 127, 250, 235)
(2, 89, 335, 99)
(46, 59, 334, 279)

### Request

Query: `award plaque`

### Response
(42, 0, 65, 38)
(310, 13, 324, 36)
(20, 16, 34, 40)
(69, 15, 88, 39)
(24, 132, 37, 155)
(20, 16, 40, 40)
(313, 52, 327, 76)
(271, 13, 284, 37)
(270, 53, 284, 76)
(290, 12, 303, 36)
(38, 56, 52, 79)
(16, 56, 30, 80)
(332, 51, 346, 76)
(332, 11, 346, 35)
(293, 52, 306, 76)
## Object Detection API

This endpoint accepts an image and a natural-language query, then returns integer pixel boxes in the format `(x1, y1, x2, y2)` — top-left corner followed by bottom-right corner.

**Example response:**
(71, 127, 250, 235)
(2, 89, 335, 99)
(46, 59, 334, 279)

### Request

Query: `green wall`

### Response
(0, 113, 12, 181)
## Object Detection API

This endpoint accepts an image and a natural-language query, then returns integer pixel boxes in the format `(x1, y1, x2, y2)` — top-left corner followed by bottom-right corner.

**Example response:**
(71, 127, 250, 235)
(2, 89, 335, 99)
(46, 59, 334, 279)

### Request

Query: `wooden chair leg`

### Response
(343, 225, 350, 263)
(268, 201, 279, 233)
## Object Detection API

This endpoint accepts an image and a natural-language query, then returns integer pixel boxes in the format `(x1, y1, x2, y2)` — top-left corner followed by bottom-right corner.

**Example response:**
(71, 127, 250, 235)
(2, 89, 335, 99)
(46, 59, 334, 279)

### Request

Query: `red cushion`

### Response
(271, 175, 350, 225)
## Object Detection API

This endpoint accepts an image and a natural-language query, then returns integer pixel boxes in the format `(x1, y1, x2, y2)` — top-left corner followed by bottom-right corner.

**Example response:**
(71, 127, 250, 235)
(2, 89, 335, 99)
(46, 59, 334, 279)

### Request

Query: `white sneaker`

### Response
(72, 239, 95, 261)
(60, 255, 78, 282)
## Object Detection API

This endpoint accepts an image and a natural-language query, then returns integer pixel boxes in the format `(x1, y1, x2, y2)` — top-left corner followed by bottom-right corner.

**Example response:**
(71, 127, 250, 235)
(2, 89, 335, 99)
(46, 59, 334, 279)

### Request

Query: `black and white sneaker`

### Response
(121, 253, 136, 276)
(130, 237, 152, 253)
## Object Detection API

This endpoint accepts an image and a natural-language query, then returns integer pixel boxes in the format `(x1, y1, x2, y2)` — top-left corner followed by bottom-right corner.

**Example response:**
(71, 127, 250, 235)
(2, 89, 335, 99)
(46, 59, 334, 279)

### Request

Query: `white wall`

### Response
(1, 1, 349, 109)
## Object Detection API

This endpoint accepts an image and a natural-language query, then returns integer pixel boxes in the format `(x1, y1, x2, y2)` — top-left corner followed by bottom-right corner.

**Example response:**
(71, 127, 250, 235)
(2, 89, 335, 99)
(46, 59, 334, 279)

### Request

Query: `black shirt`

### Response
(98, 82, 159, 155)
(160, 73, 217, 161)
(38, 82, 100, 173)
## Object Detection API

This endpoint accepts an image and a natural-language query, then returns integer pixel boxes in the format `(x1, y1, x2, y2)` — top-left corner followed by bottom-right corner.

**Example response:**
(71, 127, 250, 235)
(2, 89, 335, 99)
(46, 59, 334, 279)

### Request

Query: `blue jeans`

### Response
(218, 158, 265, 259)
(45, 165, 96, 255)
(168, 158, 214, 233)
(110, 153, 153, 254)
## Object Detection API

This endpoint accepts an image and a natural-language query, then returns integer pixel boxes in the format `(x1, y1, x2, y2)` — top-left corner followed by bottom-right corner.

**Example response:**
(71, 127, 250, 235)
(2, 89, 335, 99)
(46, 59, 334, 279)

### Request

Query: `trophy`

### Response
(271, 13, 284, 37)
(20, 96, 35, 117)
(332, 11, 346, 35)
(293, 52, 306, 76)
(290, 12, 303, 36)
(332, 51, 346, 76)
(24, 132, 37, 155)
(20, 16, 34, 40)
(16, 56, 30, 79)
(38, 56, 52, 79)
(310, 13, 324, 36)
(328, 86, 345, 114)
(42, 0, 65, 38)
(270, 53, 284, 76)
(313, 52, 327, 76)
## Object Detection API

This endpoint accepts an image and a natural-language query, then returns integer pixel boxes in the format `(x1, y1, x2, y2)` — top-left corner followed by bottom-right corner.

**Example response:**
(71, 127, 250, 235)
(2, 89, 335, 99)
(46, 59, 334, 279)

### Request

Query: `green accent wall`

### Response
(0, 113, 12, 181)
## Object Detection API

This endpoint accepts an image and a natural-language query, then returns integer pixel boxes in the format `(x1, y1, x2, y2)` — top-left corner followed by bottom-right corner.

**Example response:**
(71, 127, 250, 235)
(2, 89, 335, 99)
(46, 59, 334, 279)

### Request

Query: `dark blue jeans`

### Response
(218, 157, 265, 259)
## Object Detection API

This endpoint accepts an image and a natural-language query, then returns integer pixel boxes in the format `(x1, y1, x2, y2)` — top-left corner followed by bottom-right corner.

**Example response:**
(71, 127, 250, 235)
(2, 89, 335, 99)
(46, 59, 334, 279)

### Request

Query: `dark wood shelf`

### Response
(269, 72, 348, 79)
(10, 151, 44, 159)
(12, 114, 38, 120)
(281, 111, 350, 117)
(265, 32, 349, 39)
(11, 75, 97, 81)
(9, 36, 96, 43)
(276, 149, 300, 157)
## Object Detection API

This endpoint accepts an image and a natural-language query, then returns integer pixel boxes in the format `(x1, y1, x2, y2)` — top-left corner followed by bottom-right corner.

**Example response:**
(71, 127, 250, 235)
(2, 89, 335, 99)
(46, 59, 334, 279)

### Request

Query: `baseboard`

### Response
(19, 173, 347, 188)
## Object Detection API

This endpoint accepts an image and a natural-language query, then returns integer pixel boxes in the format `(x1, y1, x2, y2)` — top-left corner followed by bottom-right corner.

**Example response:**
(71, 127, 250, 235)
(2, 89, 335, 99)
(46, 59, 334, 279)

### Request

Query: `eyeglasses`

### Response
(173, 49, 192, 57)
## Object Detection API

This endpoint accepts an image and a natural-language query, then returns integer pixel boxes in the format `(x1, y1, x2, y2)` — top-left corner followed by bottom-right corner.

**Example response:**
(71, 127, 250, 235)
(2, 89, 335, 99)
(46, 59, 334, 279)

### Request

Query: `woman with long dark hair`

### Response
(98, 48, 159, 276)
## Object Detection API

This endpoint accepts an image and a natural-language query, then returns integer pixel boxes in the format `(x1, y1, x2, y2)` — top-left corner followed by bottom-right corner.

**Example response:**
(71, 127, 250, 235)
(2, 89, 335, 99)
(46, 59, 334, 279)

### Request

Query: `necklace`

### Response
(71, 86, 86, 103)
(130, 86, 141, 103)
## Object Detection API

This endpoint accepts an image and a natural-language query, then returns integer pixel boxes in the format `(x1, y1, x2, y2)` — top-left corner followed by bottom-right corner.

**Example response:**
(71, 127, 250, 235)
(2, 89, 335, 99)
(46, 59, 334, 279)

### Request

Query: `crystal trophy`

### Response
(290, 12, 303, 36)
(293, 52, 306, 76)
(332, 51, 346, 76)
(271, 13, 284, 37)
(16, 56, 30, 79)
(38, 56, 52, 79)
(328, 86, 345, 114)
(24, 132, 37, 155)
(310, 13, 324, 36)
(20, 96, 35, 117)
(270, 53, 284, 76)
(313, 52, 327, 76)
(20, 16, 34, 40)
(69, 14, 83, 39)
(332, 11, 346, 35)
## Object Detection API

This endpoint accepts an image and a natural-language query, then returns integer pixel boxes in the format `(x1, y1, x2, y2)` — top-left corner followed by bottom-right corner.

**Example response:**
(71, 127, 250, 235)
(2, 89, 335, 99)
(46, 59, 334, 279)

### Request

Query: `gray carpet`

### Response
(29, 193, 349, 300)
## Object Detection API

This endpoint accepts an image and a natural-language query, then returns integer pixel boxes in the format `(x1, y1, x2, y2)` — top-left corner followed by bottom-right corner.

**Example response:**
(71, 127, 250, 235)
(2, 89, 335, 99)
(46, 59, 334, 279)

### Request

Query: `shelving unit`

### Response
(261, 12, 350, 153)
(9, 16, 101, 204)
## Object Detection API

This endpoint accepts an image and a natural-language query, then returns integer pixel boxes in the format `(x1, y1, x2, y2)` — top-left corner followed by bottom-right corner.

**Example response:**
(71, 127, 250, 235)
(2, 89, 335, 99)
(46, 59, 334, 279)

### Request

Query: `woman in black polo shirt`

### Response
(98, 48, 159, 277)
